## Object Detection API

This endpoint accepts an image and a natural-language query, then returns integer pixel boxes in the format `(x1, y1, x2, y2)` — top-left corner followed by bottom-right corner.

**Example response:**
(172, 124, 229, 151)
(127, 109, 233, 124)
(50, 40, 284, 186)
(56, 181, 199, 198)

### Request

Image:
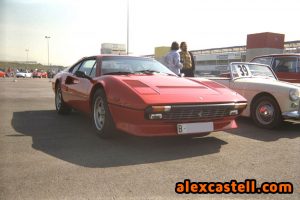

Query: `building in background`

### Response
(191, 47, 246, 76)
(101, 43, 126, 55)
(154, 46, 170, 63)
(246, 32, 285, 62)
(190, 33, 300, 76)
(147, 33, 300, 76)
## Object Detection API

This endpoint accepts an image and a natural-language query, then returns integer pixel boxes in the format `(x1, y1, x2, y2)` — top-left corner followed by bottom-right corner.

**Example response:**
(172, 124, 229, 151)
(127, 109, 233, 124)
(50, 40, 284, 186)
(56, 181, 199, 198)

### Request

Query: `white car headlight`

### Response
(289, 89, 300, 101)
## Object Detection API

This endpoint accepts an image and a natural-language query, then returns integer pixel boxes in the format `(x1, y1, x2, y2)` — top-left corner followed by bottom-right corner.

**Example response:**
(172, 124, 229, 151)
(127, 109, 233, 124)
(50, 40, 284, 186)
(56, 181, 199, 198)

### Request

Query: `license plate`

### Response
(177, 122, 214, 134)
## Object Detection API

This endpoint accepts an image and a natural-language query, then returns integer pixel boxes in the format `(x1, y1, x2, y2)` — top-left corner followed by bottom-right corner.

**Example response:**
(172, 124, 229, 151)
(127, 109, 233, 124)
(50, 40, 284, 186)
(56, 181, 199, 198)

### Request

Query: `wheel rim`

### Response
(94, 96, 106, 131)
(255, 101, 275, 125)
(55, 88, 62, 110)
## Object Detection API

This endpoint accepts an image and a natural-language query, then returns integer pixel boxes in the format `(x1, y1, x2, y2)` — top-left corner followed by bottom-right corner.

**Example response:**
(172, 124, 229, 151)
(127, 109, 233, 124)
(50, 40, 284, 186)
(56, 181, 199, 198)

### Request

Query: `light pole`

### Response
(45, 36, 51, 66)
(25, 49, 29, 63)
(127, 0, 129, 55)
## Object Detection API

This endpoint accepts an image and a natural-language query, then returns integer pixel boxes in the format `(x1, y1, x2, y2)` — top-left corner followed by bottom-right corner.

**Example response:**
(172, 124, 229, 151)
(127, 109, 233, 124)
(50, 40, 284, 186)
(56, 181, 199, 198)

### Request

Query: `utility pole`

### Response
(25, 49, 29, 63)
(127, 0, 129, 55)
(45, 36, 51, 66)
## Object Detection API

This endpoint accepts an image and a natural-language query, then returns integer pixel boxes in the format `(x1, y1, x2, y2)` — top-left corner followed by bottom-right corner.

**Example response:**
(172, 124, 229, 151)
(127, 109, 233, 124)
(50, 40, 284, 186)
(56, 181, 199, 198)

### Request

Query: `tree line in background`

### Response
(0, 61, 66, 72)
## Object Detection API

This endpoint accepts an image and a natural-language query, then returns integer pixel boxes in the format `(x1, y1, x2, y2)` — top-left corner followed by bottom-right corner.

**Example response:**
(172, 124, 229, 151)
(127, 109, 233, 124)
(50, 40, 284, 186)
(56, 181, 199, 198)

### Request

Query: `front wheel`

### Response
(251, 96, 282, 129)
(92, 89, 115, 138)
(55, 85, 71, 114)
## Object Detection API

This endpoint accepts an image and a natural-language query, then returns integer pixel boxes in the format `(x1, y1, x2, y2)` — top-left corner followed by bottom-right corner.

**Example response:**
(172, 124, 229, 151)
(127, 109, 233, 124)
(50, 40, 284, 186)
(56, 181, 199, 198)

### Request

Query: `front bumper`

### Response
(282, 111, 300, 120)
(109, 103, 239, 136)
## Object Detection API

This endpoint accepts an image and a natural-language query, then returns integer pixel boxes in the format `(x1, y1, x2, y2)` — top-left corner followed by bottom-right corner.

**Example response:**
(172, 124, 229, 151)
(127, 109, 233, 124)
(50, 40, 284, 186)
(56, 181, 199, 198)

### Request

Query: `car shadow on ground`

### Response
(11, 110, 227, 168)
(227, 117, 300, 142)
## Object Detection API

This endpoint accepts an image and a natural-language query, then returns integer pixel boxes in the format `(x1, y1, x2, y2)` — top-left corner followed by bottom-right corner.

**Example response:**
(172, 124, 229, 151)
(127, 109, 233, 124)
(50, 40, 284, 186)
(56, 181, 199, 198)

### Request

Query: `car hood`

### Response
(234, 77, 300, 90)
(114, 74, 246, 105)
(287, 82, 300, 88)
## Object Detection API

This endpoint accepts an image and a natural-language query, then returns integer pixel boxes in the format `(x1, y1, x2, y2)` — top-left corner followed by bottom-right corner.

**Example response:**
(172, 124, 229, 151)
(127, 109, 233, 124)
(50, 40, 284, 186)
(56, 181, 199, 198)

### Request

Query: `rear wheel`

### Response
(55, 85, 71, 114)
(92, 89, 115, 138)
(251, 96, 282, 129)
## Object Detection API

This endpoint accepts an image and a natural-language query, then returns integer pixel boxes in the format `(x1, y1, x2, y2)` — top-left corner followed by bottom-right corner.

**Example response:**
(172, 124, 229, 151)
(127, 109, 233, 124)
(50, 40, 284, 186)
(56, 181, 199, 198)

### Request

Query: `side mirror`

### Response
(74, 71, 92, 80)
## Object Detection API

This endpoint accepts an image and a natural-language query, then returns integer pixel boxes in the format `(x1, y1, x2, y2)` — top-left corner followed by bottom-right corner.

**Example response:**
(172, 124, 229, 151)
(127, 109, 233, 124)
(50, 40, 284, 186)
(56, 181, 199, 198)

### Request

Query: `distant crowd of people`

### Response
(163, 41, 195, 77)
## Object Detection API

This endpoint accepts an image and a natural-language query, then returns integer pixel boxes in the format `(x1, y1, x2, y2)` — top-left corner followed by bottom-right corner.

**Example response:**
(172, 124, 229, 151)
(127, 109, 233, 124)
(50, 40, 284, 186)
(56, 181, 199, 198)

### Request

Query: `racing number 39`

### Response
(238, 65, 249, 76)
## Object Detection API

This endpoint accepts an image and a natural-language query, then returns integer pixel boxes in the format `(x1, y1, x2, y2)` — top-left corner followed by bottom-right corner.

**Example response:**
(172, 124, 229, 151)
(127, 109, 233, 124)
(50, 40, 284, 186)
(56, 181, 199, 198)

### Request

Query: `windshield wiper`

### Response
(134, 70, 160, 74)
(134, 70, 177, 76)
(103, 71, 133, 75)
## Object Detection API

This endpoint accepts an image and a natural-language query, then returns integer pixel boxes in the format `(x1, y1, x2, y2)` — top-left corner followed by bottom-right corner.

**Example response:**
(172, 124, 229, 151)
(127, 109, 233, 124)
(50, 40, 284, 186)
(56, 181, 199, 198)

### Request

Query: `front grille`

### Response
(162, 104, 235, 120)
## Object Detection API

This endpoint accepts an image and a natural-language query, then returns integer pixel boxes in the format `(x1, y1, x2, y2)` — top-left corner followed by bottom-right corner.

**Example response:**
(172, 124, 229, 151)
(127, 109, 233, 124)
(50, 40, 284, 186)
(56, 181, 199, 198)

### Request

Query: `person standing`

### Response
(179, 42, 195, 77)
(164, 41, 183, 75)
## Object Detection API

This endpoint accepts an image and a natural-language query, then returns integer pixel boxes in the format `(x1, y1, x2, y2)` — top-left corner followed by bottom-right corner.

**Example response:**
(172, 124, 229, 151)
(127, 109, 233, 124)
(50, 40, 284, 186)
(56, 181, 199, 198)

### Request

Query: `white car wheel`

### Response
(251, 96, 282, 129)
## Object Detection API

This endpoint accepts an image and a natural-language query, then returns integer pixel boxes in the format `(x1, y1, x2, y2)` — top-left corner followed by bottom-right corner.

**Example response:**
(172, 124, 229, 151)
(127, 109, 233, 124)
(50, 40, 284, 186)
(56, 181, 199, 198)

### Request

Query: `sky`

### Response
(0, 0, 299, 66)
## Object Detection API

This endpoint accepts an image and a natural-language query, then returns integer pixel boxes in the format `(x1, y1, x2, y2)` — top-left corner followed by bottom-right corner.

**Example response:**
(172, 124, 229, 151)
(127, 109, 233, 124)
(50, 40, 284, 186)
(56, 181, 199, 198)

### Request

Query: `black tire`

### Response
(55, 84, 71, 114)
(92, 89, 115, 138)
(251, 95, 282, 129)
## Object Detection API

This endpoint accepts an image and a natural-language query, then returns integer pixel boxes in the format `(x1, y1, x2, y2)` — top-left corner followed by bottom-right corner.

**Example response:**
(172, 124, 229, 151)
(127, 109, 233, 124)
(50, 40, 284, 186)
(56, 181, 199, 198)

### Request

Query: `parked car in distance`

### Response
(33, 70, 48, 78)
(202, 62, 300, 129)
(0, 69, 5, 78)
(16, 71, 32, 78)
(250, 53, 300, 83)
(52, 55, 247, 138)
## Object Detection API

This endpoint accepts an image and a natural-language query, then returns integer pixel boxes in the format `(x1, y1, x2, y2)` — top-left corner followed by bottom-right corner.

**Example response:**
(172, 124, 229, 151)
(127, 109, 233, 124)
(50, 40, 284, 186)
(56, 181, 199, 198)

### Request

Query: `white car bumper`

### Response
(282, 110, 300, 120)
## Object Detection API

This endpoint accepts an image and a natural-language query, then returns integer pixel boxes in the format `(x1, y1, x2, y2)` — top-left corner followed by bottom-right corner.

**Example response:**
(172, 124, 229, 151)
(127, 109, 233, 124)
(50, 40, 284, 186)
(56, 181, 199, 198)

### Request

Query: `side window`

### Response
(70, 63, 81, 74)
(298, 58, 300, 73)
(252, 57, 272, 65)
(78, 59, 96, 76)
(272, 57, 297, 73)
(271, 59, 280, 70)
(90, 64, 97, 77)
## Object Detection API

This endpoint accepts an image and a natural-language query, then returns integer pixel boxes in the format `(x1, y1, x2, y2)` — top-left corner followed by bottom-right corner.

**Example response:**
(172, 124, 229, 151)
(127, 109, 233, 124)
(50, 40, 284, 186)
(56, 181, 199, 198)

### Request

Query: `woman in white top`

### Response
(164, 41, 183, 75)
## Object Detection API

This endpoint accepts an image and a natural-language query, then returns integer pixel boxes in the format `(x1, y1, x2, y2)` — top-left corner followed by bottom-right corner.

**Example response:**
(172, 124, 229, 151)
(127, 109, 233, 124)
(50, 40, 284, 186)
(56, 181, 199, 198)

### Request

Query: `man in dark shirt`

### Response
(179, 42, 195, 77)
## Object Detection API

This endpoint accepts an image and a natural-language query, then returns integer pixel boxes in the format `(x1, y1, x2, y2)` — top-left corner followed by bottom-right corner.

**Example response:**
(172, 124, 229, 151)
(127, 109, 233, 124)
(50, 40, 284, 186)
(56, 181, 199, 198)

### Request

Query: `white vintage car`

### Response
(16, 71, 32, 78)
(202, 62, 300, 129)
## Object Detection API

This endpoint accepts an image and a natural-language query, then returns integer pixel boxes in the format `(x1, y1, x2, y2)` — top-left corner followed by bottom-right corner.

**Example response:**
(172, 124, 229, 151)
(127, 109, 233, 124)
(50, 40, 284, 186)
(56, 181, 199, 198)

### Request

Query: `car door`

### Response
(65, 58, 97, 113)
(271, 56, 300, 83)
(61, 62, 82, 105)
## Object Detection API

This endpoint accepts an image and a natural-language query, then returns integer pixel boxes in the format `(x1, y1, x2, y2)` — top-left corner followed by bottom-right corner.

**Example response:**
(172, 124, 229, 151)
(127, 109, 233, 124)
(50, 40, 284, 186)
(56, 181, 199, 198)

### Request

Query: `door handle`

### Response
(65, 76, 79, 85)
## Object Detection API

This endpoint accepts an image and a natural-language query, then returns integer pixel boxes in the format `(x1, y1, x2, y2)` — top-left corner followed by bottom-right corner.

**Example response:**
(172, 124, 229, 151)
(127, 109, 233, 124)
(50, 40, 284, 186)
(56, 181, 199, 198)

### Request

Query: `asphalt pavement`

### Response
(0, 78, 299, 200)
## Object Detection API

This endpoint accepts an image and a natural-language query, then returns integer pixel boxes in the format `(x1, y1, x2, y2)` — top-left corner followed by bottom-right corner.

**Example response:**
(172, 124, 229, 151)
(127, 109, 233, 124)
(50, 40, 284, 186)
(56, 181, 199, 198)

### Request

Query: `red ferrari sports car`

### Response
(0, 70, 5, 78)
(33, 70, 48, 78)
(52, 55, 247, 137)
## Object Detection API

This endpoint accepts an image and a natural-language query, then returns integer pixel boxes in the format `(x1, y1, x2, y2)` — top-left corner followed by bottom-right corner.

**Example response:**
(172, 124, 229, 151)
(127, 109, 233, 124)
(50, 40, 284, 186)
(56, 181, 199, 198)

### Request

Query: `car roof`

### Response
(98, 54, 153, 59)
(71, 55, 155, 67)
(78, 54, 154, 61)
(253, 53, 300, 58)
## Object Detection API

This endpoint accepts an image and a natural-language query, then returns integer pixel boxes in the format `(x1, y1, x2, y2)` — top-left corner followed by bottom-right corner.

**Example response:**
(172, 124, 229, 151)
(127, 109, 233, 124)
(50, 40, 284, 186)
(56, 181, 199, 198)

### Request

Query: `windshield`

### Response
(101, 57, 176, 76)
(231, 63, 276, 80)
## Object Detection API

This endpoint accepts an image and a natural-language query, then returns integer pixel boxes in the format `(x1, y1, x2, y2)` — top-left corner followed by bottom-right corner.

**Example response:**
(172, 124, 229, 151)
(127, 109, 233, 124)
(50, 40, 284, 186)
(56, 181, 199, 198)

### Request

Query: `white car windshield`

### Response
(231, 63, 276, 80)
